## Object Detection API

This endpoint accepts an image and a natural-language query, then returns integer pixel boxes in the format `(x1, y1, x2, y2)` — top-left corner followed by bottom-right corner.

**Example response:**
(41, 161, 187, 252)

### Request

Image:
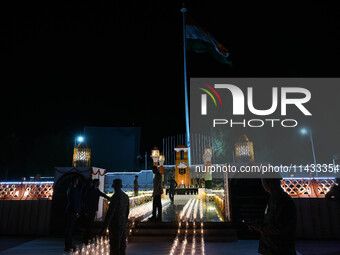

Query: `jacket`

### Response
(258, 191, 297, 255)
(104, 189, 130, 230)
(153, 171, 163, 196)
(84, 186, 110, 213)
(65, 185, 82, 215)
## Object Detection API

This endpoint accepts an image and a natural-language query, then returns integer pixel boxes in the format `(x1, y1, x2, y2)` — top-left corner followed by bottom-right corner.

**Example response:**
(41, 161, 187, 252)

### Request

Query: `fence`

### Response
(0, 181, 54, 200)
(281, 178, 335, 198)
(163, 133, 217, 165)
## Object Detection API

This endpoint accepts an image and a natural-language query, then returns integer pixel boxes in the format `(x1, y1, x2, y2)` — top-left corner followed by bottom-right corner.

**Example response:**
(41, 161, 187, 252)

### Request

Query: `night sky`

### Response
(1, 1, 340, 178)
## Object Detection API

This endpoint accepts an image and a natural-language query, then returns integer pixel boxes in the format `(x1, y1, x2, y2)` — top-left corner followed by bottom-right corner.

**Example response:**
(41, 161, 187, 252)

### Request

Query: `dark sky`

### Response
(1, 1, 340, 177)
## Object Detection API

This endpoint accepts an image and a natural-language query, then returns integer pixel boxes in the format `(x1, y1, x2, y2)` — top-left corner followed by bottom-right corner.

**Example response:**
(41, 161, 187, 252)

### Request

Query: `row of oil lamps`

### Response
(170, 198, 205, 255)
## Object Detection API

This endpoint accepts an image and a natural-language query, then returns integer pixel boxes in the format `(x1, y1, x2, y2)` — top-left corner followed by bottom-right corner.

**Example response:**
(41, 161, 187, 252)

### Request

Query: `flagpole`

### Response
(181, 5, 191, 166)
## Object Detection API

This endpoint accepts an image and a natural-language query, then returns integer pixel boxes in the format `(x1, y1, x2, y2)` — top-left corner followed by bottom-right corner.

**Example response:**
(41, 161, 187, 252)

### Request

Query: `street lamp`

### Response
(300, 128, 308, 135)
(151, 146, 160, 166)
(159, 153, 165, 169)
(203, 146, 213, 189)
(203, 146, 212, 163)
(74, 136, 84, 147)
(159, 153, 165, 173)
(159, 153, 166, 185)
(300, 128, 318, 177)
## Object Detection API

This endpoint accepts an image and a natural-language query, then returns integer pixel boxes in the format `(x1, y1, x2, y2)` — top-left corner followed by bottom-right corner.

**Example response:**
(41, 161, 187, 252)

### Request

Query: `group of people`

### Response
(65, 176, 130, 254)
(64, 166, 165, 254)
(64, 176, 110, 251)
(65, 166, 340, 255)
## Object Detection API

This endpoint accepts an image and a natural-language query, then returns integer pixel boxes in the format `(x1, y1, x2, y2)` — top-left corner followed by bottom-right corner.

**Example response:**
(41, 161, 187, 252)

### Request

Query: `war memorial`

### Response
(1, 131, 339, 254)
(1, 2, 340, 255)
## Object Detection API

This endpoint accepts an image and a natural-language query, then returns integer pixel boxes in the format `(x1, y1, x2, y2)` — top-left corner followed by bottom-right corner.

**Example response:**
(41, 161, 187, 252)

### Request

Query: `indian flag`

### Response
(186, 15, 231, 66)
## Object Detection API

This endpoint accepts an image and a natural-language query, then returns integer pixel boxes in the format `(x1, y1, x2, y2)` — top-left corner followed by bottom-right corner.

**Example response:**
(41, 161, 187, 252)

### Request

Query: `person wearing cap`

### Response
(249, 177, 297, 255)
(103, 179, 129, 255)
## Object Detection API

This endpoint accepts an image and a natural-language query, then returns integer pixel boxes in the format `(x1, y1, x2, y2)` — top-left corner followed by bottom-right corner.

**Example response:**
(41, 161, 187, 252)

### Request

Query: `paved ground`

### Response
(0, 237, 36, 253)
(3, 237, 339, 255)
(1, 196, 339, 254)
(295, 240, 340, 255)
(162, 197, 221, 222)
(0, 237, 261, 255)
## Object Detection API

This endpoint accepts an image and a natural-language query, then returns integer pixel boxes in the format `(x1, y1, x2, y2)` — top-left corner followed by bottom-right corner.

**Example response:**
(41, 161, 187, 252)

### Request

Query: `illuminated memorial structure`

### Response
(174, 145, 190, 188)
(235, 134, 254, 163)
(0, 131, 339, 240)
(72, 140, 91, 167)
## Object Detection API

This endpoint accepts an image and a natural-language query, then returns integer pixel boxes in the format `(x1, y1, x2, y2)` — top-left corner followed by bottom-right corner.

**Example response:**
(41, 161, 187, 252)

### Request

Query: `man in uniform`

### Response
(133, 175, 139, 197)
(103, 179, 129, 255)
(250, 177, 297, 255)
(169, 176, 177, 203)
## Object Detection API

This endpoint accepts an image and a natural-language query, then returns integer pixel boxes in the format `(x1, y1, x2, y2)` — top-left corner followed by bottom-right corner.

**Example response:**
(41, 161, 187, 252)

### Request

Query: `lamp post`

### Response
(159, 153, 165, 174)
(300, 128, 318, 177)
(159, 153, 165, 186)
(203, 146, 213, 190)
(151, 146, 160, 167)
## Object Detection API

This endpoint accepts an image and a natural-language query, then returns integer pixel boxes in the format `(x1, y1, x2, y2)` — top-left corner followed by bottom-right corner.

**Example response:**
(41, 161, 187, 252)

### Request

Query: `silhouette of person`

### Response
(169, 176, 177, 202)
(134, 175, 139, 197)
(326, 178, 340, 220)
(325, 178, 340, 204)
(103, 179, 129, 255)
(65, 176, 82, 252)
(33, 174, 41, 182)
(250, 177, 297, 255)
(83, 178, 110, 243)
(81, 178, 93, 203)
(149, 166, 163, 221)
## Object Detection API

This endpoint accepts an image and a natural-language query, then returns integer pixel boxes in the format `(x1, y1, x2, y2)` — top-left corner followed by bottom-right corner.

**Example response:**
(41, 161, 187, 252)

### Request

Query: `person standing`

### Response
(325, 178, 340, 203)
(326, 178, 340, 219)
(133, 175, 139, 197)
(83, 179, 110, 243)
(169, 177, 177, 203)
(149, 166, 163, 221)
(81, 178, 93, 203)
(103, 179, 130, 255)
(249, 177, 297, 255)
(65, 176, 82, 252)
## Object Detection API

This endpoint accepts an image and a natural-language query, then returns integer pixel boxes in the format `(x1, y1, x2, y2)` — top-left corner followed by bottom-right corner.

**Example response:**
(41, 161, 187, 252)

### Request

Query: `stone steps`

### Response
(132, 227, 236, 235)
(135, 221, 233, 229)
(128, 222, 238, 243)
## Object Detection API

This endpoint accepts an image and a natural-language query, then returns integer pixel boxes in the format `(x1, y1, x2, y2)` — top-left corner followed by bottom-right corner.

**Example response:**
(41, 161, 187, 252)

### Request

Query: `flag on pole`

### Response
(186, 15, 231, 66)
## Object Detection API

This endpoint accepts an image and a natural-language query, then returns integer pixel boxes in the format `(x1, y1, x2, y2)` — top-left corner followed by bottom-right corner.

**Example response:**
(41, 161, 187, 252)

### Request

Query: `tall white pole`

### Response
(309, 130, 318, 177)
(181, 6, 191, 166)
